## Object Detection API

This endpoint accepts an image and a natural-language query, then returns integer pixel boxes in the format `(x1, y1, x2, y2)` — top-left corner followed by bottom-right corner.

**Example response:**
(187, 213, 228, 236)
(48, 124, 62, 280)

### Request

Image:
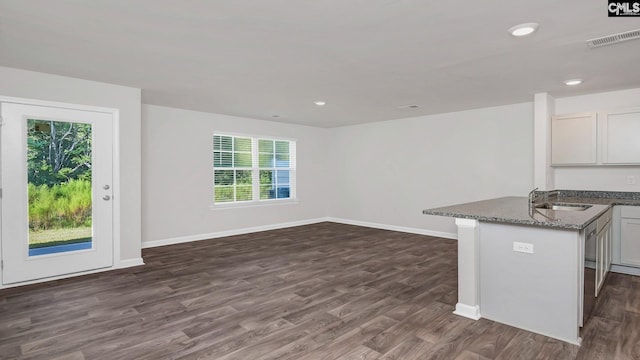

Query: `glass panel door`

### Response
(1, 102, 113, 285)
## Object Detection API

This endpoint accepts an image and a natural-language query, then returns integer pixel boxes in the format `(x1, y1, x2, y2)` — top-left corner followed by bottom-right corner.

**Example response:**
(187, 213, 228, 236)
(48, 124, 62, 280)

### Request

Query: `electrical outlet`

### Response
(513, 241, 534, 254)
(627, 176, 636, 185)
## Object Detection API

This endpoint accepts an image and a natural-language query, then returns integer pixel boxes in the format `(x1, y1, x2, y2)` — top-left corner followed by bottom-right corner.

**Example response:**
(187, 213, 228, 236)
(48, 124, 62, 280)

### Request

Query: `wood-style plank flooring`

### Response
(1, 222, 639, 359)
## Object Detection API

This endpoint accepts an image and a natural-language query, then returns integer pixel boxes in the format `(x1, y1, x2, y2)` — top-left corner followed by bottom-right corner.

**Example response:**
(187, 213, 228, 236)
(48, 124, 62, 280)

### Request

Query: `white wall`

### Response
(0, 66, 142, 263)
(554, 88, 640, 192)
(328, 102, 534, 237)
(141, 105, 328, 246)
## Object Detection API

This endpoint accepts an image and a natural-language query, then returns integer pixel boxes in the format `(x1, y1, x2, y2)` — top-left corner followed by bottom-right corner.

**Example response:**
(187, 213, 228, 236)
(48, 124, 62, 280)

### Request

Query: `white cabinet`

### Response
(620, 206, 640, 267)
(551, 112, 597, 165)
(595, 209, 612, 296)
(602, 108, 640, 164)
(551, 108, 640, 166)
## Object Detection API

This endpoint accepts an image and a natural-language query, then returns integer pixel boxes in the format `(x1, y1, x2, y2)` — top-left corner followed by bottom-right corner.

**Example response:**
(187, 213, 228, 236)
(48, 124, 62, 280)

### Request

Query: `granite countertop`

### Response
(422, 192, 640, 230)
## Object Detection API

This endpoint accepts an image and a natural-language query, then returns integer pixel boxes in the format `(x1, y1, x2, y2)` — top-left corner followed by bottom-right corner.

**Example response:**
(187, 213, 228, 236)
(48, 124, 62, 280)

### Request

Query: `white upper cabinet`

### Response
(551, 108, 640, 166)
(551, 112, 598, 166)
(602, 108, 640, 164)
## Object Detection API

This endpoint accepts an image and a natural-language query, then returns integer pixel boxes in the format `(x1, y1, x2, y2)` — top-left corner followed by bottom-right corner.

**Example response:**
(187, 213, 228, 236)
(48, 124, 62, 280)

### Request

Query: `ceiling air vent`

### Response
(587, 28, 640, 48)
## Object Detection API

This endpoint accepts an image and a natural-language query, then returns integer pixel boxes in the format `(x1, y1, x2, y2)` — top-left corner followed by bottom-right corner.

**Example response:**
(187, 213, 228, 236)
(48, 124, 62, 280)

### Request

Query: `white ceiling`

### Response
(1, 1, 639, 127)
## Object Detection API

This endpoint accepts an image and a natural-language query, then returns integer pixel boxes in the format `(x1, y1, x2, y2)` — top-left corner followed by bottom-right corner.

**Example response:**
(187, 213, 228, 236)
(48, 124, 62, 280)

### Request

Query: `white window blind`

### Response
(213, 134, 296, 204)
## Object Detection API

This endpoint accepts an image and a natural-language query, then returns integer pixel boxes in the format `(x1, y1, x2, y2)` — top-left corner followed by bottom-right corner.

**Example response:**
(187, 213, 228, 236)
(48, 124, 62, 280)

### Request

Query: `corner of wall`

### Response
(534, 92, 556, 190)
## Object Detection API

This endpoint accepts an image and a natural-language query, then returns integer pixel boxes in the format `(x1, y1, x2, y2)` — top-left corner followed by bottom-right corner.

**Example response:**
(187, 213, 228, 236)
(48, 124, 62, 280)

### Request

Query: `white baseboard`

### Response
(142, 217, 329, 248)
(610, 264, 640, 276)
(142, 217, 456, 249)
(326, 217, 458, 240)
(117, 257, 145, 269)
(482, 314, 581, 345)
(453, 303, 481, 320)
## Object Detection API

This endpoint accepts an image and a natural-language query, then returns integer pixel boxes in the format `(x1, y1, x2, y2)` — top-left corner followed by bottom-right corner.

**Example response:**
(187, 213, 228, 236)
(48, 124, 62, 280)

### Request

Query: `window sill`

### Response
(209, 199, 299, 210)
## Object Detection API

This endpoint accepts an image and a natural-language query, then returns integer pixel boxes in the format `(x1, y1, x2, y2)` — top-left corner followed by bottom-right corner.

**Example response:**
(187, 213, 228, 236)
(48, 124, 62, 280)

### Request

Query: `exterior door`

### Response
(1, 102, 113, 285)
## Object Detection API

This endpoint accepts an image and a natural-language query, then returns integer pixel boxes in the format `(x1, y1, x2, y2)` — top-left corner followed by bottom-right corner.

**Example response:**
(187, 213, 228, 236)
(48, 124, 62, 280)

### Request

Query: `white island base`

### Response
(453, 218, 584, 345)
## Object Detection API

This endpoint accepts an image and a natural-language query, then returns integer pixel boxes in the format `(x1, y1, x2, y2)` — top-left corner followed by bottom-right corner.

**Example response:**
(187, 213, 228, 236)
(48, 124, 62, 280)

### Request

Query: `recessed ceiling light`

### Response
(313, 101, 326, 106)
(564, 79, 583, 86)
(508, 23, 539, 37)
(397, 104, 422, 109)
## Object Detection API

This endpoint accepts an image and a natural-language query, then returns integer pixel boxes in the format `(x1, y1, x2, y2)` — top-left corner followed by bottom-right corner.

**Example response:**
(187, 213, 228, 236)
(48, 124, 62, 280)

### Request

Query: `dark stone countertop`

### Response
(422, 196, 634, 230)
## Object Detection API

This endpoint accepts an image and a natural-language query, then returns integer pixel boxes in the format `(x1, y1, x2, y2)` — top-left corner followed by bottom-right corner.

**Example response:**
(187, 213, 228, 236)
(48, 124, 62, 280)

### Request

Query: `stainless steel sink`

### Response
(535, 203, 592, 211)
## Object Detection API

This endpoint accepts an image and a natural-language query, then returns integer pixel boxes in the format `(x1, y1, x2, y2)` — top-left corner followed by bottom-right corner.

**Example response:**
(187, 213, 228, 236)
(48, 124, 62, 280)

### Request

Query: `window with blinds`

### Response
(213, 134, 296, 204)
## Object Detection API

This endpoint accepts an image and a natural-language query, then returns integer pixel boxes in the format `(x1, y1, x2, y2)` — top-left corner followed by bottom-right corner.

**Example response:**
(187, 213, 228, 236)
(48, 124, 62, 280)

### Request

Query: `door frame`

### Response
(0, 95, 122, 288)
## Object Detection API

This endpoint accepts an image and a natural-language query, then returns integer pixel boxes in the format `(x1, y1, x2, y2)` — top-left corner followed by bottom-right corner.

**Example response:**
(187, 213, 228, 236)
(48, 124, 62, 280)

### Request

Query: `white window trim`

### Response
(209, 198, 299, 210)
(211, 133, 297, 209)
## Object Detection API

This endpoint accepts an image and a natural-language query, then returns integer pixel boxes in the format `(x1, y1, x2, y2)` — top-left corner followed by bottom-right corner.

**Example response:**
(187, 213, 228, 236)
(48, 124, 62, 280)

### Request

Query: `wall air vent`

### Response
(587, 29, 640, 48)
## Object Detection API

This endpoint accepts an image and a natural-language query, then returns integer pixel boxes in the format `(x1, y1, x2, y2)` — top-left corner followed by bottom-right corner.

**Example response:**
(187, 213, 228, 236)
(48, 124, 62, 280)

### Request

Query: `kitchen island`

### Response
(423, 195, 617, 345)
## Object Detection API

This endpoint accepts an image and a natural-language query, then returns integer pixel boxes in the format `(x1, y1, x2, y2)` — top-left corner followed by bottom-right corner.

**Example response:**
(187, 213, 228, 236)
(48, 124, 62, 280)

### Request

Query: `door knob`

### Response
(103, 185, 110, 190)
(103, 195, 111, 201)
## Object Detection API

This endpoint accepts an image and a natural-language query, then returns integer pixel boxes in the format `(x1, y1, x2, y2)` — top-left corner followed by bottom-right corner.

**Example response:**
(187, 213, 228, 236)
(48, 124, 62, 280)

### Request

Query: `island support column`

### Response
(453, 218, 481, 320)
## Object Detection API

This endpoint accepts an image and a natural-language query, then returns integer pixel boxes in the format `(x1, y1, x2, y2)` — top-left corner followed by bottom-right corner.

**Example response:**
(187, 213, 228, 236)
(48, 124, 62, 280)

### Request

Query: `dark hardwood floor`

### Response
(1, 222, 639, 359)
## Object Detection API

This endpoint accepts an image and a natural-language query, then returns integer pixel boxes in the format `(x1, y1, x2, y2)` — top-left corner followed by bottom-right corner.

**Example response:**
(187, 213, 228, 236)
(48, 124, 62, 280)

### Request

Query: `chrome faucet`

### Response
(528, 187, 539, 205)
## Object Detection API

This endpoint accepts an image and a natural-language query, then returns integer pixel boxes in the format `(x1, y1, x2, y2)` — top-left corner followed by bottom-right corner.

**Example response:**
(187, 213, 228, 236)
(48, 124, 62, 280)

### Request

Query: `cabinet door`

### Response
(621, 218, 640, 267)
(551, 112, 598, 165)
(595, 222, 612, 296)
(605, 223, 612, 272)
(585, 232, 596, 261)
(602, 108, 640, 164)
(595, 229, 603, 295)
